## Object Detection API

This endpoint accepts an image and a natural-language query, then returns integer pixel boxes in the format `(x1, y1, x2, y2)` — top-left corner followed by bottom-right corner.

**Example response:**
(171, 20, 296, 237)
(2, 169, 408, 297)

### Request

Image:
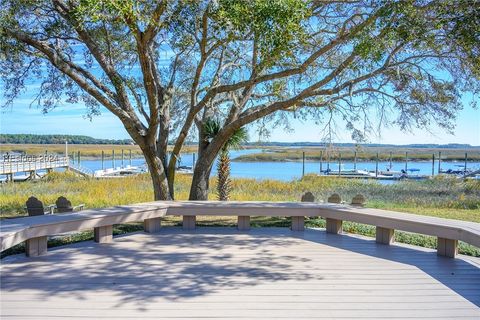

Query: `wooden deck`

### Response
(1, 227, 479, 319)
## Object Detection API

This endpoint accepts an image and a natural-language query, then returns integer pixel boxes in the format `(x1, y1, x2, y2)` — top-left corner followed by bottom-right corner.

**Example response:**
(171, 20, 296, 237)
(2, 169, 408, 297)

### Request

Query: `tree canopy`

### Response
(1, 0, 479, 200)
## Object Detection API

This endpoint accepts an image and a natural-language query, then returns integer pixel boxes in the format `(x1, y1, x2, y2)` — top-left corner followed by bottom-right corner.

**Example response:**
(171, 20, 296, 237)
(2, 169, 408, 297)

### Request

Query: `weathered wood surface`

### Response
(0, 204, 168, 251)
(160, 201, 480, 247)
(1, 228, 479, 319)
(2, 201, 480, 253)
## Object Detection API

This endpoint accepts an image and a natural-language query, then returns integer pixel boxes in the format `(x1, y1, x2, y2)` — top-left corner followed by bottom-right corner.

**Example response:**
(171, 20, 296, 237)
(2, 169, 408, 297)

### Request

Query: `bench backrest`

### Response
(25, 196, 45, 216)
(56, 196, 73, 213)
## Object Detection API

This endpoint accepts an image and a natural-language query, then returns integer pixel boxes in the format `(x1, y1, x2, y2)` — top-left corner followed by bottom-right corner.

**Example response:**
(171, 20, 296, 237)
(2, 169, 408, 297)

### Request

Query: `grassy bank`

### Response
(1, 172, 479, 256)
(3, 144, 479, 162)
(234, 146, 480, 162)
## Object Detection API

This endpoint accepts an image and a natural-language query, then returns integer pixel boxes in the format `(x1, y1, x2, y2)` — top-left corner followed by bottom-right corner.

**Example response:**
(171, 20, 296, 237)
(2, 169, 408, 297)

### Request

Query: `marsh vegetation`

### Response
(1, 172, 479, 257)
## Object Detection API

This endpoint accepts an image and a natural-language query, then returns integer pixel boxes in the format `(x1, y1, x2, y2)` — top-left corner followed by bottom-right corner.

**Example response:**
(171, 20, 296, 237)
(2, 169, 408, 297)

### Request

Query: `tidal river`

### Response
(74, 149, 479, 183)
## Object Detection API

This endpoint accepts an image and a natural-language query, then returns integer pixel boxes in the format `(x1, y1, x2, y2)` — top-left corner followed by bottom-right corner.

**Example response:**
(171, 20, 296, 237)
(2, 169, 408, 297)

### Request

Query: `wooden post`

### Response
(237, 216, 250, 231)
(291, 217, 305, 231)
(438, 151, 442, 174)
(144, 218, 162, 233)
(437, 237, 458, 258)
(72, 152, 75, 165)
(193, 153, 196, 169)
(65, 141, 68, 165)
(464, 152, 468, 178)
(338, 153, 341, 177)
(183, 216, 196, 230)
(101, 151, 105, 170)
(302, 151, 305, 178)
(375, 152, 379, 178)
(319, 150, 323, 173)
(25, 236, 48, 257)
(431, 153, 435, 176)
(112, 150, 115, 168)
(77, 151, 81, 166)
(9, 157, 12, 182)
(404, 152, 408, 172)
(129, 149, 132, 166)
(121, 149, 124, 168)
(389, 151, 392, 170)
(327, 152, 330, 171)
(354, 151, 357, 170)
(326, 193, 342, 234)
(94, 225, 113, 243)
(293, 192, 314, 231)
(376, 227, 395, 245)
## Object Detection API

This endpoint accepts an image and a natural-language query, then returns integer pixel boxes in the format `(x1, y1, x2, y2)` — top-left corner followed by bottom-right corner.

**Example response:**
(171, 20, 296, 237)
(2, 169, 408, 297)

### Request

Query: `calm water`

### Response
(71, 149, 479, 182)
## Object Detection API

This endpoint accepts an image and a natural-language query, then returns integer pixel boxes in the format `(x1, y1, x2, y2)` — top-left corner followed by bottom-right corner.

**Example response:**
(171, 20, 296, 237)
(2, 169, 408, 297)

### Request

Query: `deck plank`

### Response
(1, 227, 479, 319)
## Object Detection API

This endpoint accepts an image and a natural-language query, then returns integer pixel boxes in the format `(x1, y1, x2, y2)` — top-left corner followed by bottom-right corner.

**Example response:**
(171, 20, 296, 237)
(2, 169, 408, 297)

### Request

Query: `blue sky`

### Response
(2, 97, 479, 145)
(1, 84, 479, 145)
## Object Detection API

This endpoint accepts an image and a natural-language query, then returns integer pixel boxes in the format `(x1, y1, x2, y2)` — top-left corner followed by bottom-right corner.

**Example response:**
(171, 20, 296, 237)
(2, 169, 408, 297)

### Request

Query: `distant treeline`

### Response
(0, 134, 134, 145)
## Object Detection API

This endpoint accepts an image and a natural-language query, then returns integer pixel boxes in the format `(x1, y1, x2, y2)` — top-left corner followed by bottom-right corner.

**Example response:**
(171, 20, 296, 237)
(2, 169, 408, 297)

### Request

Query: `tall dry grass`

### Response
(1, 172, 479, 256)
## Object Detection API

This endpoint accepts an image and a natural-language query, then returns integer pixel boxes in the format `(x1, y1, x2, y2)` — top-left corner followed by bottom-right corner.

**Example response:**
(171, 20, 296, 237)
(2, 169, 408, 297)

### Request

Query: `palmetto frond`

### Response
(203, 118, 248, 201)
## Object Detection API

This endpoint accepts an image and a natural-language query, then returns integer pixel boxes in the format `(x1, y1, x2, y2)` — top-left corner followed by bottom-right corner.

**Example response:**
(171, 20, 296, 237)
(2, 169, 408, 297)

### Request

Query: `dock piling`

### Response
(432, 153, 435, 176)
(375, 153, 379, 178)
(338, 153, 341, 177)
(354, 151, 357, 170)
(302, 152, 305, 178)
(438, 151, 442, 174)
(101, 151, 105, 170)
(405, 152, 408, 172)
(319, 150, 323, 173)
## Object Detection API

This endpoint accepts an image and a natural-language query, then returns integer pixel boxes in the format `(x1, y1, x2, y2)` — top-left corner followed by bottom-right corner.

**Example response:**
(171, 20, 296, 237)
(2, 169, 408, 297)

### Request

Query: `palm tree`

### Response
(203, 119, 248, 201)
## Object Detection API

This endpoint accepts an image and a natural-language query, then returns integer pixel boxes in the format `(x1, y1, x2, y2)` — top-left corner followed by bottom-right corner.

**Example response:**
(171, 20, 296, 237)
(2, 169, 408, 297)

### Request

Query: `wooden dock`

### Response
(0, 156, 70, 178)
(1, 227, 479, 319)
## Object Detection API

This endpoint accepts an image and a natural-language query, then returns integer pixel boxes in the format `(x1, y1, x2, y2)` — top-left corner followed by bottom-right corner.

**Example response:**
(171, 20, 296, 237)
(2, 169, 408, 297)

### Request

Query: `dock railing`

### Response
(0, 156, 69, 175)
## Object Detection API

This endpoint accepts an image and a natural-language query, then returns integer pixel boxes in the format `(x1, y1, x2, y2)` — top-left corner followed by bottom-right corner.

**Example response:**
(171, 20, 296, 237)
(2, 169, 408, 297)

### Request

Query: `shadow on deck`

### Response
(1, 227, 479, 319)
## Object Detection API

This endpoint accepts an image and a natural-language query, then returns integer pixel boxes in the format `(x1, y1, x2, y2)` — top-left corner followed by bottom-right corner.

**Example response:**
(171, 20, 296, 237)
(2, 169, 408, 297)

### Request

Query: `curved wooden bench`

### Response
(1, 201, 479, 258)
(0, 203, 169, 256)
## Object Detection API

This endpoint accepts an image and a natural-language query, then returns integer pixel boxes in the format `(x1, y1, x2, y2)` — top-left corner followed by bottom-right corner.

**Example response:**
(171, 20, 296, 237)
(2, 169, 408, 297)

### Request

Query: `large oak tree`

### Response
(1, 0, 479, 200)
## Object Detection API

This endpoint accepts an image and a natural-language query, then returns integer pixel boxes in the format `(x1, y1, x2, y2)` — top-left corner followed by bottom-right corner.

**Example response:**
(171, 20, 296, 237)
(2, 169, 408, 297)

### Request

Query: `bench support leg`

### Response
(144, 218, 162, 233)
(437, 237, 458, 258)
(237, 216, 250, 231)
(291, 216, 305, 231)
(183, 216, 196, 230)
(26, 236, 47, 257)
(376, 227, 395, 245)
(94, 225, 113, 243)
(326, 218, 342, 234)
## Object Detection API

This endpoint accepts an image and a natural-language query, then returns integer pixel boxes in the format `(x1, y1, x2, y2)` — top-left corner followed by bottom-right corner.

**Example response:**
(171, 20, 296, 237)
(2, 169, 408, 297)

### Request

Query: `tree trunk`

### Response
(189, 157, 213, 200)
(217, 148, 231, 201)
(189, 125, 237, 200)
(143, 147, 171, 201)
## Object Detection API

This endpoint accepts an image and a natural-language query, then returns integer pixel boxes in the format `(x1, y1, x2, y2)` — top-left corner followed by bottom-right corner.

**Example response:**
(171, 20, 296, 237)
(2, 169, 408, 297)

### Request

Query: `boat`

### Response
(177, 165, 193, 174)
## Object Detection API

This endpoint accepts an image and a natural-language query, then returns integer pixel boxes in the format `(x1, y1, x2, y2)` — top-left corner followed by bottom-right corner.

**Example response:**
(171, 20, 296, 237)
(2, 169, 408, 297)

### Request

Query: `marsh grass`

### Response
(1, 172, 479, 256)
(234, 146, 480, 162)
